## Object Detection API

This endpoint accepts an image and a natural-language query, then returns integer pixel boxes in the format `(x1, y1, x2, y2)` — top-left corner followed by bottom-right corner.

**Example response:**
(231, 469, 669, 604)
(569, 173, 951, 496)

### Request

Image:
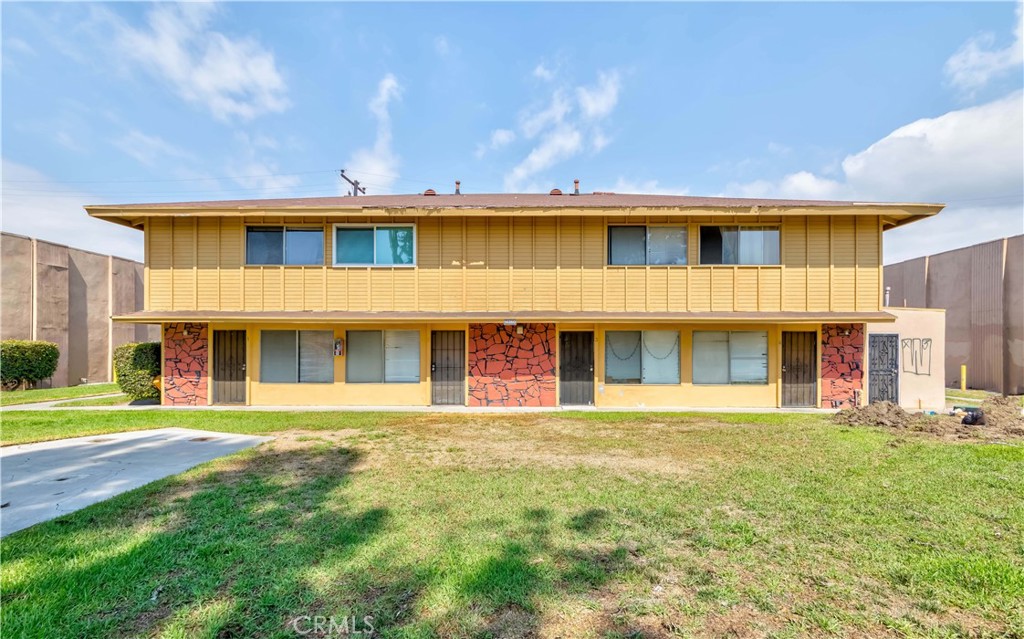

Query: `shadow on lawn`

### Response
(3, 445, 654, 638)
(1, 445, 401, 637)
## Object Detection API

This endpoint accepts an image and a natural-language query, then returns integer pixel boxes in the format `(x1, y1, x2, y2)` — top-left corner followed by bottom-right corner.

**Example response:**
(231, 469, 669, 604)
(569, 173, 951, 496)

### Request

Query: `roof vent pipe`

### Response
(573, 179, 580, 195)
(550, 188, 562, 196)
(423, 188, 436, 196)
(455, 180, 461, 195)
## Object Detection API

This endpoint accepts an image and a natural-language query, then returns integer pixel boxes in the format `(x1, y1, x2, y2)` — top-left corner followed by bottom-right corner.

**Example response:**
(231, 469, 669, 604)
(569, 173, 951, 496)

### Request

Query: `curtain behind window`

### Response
(647, 227, 687, 265)
(729, 331, 768, 384)
(384, 330, 420, 382)
(299, 331, 334, 383)
(641, 330, 680, 383)
(247, 227, 284, 265)
(285, 229, 324, 265)
(375, 227, 415, 265)
(347, 331, 384, 383)
(261, 330, 297, 383)
(336, 228, 375, 264)
(692, 331, 730, 384)
(605, 331, 642, 383)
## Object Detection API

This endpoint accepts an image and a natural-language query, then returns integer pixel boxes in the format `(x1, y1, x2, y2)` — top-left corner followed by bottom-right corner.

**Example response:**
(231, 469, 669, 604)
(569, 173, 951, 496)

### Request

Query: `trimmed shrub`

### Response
(0, 340, 60, 389)
(114, 342, 161, 400)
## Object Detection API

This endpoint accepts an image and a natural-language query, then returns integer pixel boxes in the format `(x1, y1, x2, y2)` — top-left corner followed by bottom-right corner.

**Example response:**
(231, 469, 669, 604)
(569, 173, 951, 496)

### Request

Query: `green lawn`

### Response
(0, 382, 120, 407)
(1, 411, 1022, 638)
(945, 388, 1024, 408)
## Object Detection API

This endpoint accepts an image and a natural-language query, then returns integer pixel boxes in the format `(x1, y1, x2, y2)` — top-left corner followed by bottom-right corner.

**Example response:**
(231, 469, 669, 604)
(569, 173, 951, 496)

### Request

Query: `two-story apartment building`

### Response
(87, 191, 942, 409)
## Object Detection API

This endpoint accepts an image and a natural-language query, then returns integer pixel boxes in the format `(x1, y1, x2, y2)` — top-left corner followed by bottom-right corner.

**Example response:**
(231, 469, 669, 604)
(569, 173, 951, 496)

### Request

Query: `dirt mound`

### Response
(833, 400, 1024, 442)
(833, 401, 910, 428)
(978, 396, 1024, 433)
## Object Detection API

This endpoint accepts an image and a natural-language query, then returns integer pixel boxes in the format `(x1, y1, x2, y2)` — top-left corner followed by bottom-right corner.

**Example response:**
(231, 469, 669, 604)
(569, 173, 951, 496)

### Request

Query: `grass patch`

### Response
(0, 383, 120, 407)
(2, 411, 1022, 637)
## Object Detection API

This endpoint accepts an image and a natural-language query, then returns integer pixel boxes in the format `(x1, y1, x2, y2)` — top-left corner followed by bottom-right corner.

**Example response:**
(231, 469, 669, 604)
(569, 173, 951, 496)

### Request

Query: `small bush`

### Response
(0, 340, 60, 389)
(113, 342, 161, 400)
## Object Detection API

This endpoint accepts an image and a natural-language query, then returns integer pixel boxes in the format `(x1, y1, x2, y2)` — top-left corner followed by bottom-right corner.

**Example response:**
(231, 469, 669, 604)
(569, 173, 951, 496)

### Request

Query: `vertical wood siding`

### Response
(145, 214, 881, 313)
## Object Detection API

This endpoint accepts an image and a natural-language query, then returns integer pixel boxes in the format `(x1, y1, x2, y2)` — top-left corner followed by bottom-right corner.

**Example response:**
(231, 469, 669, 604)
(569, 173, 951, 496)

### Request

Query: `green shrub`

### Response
(0, 340, 60, 389)
(113, 342, 161, 400)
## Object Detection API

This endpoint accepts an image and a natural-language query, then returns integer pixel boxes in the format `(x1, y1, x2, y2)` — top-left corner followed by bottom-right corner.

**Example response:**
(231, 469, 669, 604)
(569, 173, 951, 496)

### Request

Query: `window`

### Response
(608, 226, 687, 265)
(346, 330, 420, 383)
(335, 225, 415, 266)
(699, 226, 779, 265)
(260, 330, 333, 383)
(692, 331, 768, 384)
(605, 330, 680, 384)
(246, 227, 324, 265)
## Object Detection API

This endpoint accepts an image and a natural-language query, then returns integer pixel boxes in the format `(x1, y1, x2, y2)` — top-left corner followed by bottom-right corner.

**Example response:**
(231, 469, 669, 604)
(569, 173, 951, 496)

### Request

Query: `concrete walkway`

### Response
(2, 402, 836, 414)
(0, 428, 272, 537)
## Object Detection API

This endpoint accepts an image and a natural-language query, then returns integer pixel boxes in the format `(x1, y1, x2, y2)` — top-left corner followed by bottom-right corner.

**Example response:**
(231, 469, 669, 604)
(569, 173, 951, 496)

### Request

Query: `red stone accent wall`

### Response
(821, 323, 864, 408)
(468, 323, 556, 406)
(163, 322, 208, 406)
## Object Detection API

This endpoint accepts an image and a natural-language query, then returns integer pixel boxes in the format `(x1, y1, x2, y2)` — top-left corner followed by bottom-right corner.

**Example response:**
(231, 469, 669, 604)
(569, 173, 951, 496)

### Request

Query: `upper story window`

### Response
(607, 226, 687, 265)
(334, 225, 415, 267)
(699, 226, 780, 265)
(246, 227, 324, 266)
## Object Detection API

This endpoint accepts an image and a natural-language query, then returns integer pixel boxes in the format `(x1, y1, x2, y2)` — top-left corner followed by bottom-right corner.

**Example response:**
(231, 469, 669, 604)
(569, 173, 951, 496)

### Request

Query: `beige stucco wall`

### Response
(0, 232, 157, 387)
(867, 307, 946, 411)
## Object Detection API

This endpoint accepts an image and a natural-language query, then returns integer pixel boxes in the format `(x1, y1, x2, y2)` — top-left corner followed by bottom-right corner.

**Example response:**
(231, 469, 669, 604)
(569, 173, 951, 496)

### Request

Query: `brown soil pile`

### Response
(833, 401, 911, 428)
(833, 399, 1024, 441)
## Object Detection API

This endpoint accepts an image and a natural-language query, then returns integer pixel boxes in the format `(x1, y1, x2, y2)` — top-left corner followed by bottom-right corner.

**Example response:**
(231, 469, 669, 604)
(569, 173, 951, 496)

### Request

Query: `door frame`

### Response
(430, 329, 466, 406)
(558, 329, 595, 406)
(212, 328, 248, 406)
(868, 332, 900, 405)
(781, 330, 818, 408)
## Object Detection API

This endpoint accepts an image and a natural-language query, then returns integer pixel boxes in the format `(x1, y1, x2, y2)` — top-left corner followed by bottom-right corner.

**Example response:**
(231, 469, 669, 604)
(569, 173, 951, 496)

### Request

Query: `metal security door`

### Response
(213, 330, 246, 405)
(782, 331, 817, 407)
(869, 334, 899, 404)
(431, 330, 465, 405)
(559, 331, 594, 406)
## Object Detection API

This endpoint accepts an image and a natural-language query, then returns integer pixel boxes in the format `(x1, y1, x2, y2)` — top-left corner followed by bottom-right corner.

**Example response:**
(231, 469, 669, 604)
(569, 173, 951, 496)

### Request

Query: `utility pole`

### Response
(340, 169, 366, 197)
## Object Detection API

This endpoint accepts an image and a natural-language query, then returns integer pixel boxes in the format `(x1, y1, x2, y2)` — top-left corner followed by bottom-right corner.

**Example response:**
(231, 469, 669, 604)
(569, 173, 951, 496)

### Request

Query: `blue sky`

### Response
(2, 1, 1022, 263)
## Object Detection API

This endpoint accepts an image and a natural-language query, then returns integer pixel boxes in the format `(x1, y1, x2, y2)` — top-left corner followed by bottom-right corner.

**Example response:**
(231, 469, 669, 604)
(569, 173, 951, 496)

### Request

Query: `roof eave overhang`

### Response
(113, 310, 897, 324)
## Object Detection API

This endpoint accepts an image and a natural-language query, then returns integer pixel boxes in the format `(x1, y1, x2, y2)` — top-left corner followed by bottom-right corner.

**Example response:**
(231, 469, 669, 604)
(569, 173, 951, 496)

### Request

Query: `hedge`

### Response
(0, 340, 60, 389)
(113, 342, 161, 400)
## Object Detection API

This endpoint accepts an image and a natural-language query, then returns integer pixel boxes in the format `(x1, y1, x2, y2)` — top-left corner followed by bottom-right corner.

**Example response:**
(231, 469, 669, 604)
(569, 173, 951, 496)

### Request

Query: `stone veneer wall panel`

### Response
(821, 323, 864, 408)
(468, 323, 556, 406)
(163, 322, 208, 406)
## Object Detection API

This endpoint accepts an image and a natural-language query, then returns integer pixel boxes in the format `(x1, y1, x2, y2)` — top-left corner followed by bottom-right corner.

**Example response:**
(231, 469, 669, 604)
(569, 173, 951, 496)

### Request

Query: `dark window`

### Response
(699, 226, 779, 265)
(246, 227, 324, 265)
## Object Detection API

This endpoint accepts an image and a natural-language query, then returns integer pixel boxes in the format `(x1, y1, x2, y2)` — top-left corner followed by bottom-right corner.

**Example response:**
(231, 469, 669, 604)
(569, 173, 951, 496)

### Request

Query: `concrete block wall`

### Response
(0, 232, 157, 387)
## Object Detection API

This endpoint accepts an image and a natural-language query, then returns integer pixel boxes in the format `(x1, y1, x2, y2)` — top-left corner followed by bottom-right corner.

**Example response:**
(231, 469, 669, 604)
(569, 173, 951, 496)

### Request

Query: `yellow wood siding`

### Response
(145, 214, 883, 313)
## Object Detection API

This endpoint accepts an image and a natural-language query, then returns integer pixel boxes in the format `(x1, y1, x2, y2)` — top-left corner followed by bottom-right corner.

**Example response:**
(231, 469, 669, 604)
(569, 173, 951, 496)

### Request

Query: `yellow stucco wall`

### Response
(146, 213, 882, 314)
(203, 321, 817, 408)
(866, 308, 946, 411)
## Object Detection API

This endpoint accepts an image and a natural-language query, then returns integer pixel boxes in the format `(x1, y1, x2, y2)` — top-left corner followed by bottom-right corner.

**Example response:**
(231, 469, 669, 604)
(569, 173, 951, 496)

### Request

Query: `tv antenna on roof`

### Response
(340, 169, 366, 197)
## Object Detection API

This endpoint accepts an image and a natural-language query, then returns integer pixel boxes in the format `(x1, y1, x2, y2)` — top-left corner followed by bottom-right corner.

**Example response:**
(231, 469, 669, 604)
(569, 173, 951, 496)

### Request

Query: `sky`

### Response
(2, 1, 1022, 263)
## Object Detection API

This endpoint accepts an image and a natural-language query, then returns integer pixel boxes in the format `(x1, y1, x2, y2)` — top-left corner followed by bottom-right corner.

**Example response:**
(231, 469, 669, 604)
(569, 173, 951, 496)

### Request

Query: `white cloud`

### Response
(228, 133, 300, 196)
(606, 178, 690, 196)
(576, 70, 621, 120)
(502, 69, 623, 191)
(108, 3, 289, 121)
(434, 35, 451, 57)
(344, 74, 403, 194)
(944, 2, 1023, 96)
(474, 128, 516, 159)
(504, 126, 582, 192)
(0, 159, 144, 261)
(520, 91, 573, 138)
(114, 130, 192, 166)
(723, 91, 1024, 262)
(533, 63, 555, 82)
